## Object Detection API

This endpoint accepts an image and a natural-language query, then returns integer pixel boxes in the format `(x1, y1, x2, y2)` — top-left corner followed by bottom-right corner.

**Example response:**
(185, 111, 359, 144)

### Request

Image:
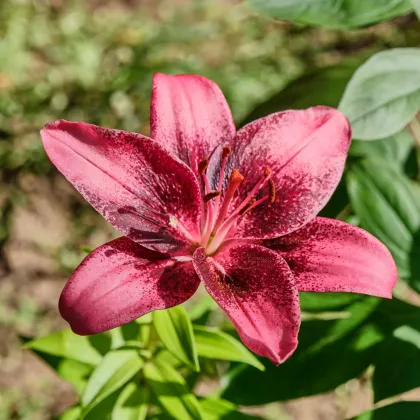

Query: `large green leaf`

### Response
(153, 306, 199, 372)
(347, 157, 420, 290)
(193, 325, 264, 371)
(81, 349, 144, 417)
(201, 398, 264, 420)
(112, 382, 148, 420)
(144, 359, 204, 420)
(24, 329, 110, 365)
(242, 61, 359, 125)
(339, 48, 420, 140)
(221, 298, 383, 404)
(247, 0, 412, 29)
(352, 402, 420, 419)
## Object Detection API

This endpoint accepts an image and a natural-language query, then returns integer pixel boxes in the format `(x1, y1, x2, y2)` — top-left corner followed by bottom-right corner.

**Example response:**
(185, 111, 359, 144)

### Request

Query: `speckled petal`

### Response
(192, 245, 300, 364)
(207, 107, 351, 239)
(60, 237, 200, 335)
(265, 217, 397, 298)
(150, 73, 236, 173)
(41, 120, 202, 254)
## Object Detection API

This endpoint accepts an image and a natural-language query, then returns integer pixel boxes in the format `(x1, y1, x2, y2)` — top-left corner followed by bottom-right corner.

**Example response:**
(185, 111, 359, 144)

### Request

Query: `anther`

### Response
(204, 191, 222, 202)
(229, 169, 244, 186)
(268, 179, 276, 204)
(222, 146, 232, 158)
(239, 198, 256, 216)
(198, 159, 209, 175)
(263, 167, 271, 177)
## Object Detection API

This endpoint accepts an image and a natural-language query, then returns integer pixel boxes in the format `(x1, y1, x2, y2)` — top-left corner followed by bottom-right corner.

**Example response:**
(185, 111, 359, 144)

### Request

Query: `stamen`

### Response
(198, 159, 209, 175)
(204, 190, 222, 202)
(239, 198, 256, 216)
(226, 167, 271, 219)
(212, 169, 244, 234)
(268, 179, 276, 204)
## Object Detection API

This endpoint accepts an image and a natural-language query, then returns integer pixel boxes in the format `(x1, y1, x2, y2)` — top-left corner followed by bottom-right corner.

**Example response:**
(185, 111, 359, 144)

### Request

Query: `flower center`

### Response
(197, 146, 275, 255)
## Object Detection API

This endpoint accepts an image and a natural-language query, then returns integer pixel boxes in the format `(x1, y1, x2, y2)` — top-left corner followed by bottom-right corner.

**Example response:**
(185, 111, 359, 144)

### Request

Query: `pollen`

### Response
(239, 198, 256, 216)
(198, 159, 209, 175)
(222, 145, 232, 158)
(204, 190, 222, 202)
(268, 179, 276, 204)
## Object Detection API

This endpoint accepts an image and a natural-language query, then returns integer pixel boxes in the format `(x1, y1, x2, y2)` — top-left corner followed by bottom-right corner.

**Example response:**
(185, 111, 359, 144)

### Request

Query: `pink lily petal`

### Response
(41, 120, 202, 254)
(265, 217, 397, 298)
(60, 237, 200, 335)
(150, 73, 236, 173)
(208, 107, 351, 240)
(193, 245, 300, 364)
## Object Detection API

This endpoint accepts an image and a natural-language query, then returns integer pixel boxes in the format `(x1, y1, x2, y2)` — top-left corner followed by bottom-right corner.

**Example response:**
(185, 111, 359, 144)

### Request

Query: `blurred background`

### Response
(1, 0, 420, 419)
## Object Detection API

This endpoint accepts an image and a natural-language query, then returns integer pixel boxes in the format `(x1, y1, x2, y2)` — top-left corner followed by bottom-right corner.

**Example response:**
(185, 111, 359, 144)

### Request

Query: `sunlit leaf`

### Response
(339, 48, 420, 140)
(201, 398, 264, 419)
(153, 306, 199, 372)
(193, 325, 264, 371)
(112, 382, 148, 420)
(24, 329, 110, 365)
(144, 359, 204, 420)
(81, 349, 144, 417)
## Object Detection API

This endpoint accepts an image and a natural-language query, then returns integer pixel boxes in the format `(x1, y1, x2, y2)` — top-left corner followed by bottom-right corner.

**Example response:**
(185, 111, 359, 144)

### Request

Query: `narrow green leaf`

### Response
(247, 0, 412, 29)
(339, 48, 420, 140)
(153, 306, 199, 371)
(144, 359, 204, 420)
(24, 329, 109, 365)
(60, 406, 82, 420)
(201, 398, 264, 420)
(299, 292, 362, 312)
(81, 349, 144, 417)
(305, 297, 380, 354)
(351, 401, 420, 419)
(193, 325, 264, 371)
(347, 157, 420, 290)
(112, 382, 148, 420)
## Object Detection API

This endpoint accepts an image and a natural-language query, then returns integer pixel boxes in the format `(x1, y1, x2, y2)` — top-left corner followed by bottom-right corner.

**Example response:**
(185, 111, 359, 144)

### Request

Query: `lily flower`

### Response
(40, 74, 397, 364)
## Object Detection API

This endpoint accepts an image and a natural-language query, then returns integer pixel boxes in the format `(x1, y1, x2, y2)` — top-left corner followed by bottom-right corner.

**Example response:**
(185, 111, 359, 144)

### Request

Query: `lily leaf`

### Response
(24, 329, 110, 365)
(81, 349, 144, 418)
(347, 157, 420, 291)
(339, 48, 420, 140)
(246, 0, 412, 29)
(193, 325, 264, 371)
(153, 306, 199, 372)
(144, 359, 204, 420)
(112, 382, 149, 420)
